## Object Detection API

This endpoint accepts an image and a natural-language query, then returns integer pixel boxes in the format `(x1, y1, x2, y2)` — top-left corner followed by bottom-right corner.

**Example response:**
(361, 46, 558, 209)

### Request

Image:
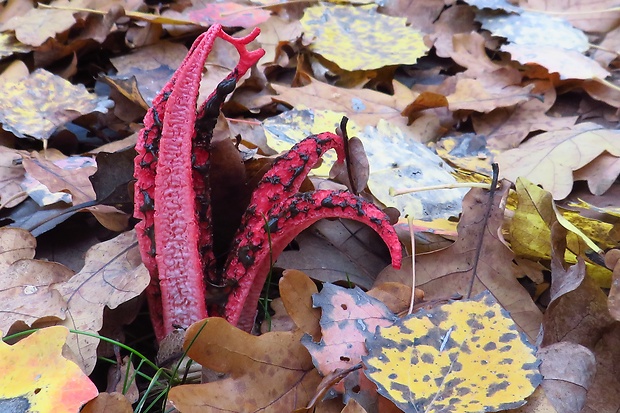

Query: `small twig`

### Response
(466, 163, 499, 299)
(390, 182, 491, 197)
(407, 215, 416, 315)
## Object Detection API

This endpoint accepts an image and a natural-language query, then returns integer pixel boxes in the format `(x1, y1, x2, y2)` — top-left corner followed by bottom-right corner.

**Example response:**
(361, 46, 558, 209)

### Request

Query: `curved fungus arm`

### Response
(224, 189, 403, 330)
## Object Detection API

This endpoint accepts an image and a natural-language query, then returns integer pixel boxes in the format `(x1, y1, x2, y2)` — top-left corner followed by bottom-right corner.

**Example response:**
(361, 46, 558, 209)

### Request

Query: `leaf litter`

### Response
(0, 0, 619, 411)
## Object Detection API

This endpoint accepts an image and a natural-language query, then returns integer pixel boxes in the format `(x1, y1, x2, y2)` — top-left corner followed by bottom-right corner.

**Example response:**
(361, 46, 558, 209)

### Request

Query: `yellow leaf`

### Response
(0, 326, 98, 412)
(364, 291, 542, 413)
(264, 108, 363, 176)
(510, 178, 611, 286)
(300, 4, 427, 71)
(0, 69, 112, 140)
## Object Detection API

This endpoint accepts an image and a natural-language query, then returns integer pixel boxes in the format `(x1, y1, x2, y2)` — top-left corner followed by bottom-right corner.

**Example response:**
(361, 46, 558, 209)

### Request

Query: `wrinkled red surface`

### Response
(134, 24, 264, 341)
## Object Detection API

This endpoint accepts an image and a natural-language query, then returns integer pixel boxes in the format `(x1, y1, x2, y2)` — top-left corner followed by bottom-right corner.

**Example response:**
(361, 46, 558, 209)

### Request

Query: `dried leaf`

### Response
(169, 318, 322, 412)
(302, 284, 397, 405)
(378, 182, 543, 340)
(1, 8, 76, 47)
(498, 122, 620, 199)
(477, 10, 589, 52)
(55, 231, 149, 373)
(502, 44, 609, 80)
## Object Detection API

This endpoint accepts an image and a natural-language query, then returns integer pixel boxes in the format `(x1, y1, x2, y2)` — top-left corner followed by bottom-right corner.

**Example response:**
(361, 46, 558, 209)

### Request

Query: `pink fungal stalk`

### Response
(134, 25, 402, 343)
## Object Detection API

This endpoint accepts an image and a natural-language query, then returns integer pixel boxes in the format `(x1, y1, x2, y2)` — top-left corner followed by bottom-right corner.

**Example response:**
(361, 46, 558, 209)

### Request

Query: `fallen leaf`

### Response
(187, 0, 271, 27)
(55, 230, 149, 374)
(502, 44, 609, 81)
(276, 220, 393, 289)
(542, 225, 620, 412)
(508, 178, 609, 285)
(0, 326, 98, 412)
(364, 291, 541, 413)
(377, 181, 543, 340)
(476, 10, 589, 52)
(302, 283, 397, 407)
(428, 5, 477, 58)
(279, 269, 321, 341)
(110, 41, 188, 106)
(0, 257, 73, 334)
(519, 0, 620, 32)
(472, 85, 577, 150)
(81, 392, 133, 413)
(300, 4, 427, 71)
(446, 71, 535, 112)
(363, 120, 467, 220)
(498, 122, 620, 199)
(0, 146, 27, 208)
(169, 318, 322, 412)
(604, 249, 620, 320)
(0, 33, 32, 59)
(271, 80, 416, 128)
(0, 8, 76, 47)
(535, 342, 596, 413)
(22, 150, 129, 231)
(0, 69, 112, 140)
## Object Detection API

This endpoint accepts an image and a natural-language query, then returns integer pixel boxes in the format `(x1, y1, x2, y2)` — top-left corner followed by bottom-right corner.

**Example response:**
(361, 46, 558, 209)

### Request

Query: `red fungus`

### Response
(135, 25, 402, 343)
(221, 131, 402, 330)
(225, 189, 403, 330)
(134, 24, 264, 341)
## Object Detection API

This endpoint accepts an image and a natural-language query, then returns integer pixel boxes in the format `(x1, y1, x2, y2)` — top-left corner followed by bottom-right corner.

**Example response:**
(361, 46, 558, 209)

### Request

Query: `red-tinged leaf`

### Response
(302, 283, 397, 406)
(0, 326, 98, 412)
(188, 1, 271, 27)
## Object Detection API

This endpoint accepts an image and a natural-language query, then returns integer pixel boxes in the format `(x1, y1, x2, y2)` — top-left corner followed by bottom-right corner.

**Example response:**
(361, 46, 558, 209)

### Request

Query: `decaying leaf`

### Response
(541, 225, 620, 412)
(378, 181, 543, 340)
(498, 123, 620, 199)
(54, 230, 149, 373)
(0, 69, 112, 140)
(276, 220, 393, 289)
(169, 318, 322, 412)
(502, 44, 609, 81)
(302, 283, 397, 404)
(300, 4, 427, 71)
(0, 229, 146, 375)
(363, 120, 466, 220)
(364, 291, 542, 413)
(0, 326, 98, 412)
(476, 10, 589, 52)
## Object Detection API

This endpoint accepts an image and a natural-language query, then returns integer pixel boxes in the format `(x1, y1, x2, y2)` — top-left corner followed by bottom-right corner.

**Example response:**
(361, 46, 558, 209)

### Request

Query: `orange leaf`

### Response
(169, 318, 321, 412)
(0, 326, 98, 412)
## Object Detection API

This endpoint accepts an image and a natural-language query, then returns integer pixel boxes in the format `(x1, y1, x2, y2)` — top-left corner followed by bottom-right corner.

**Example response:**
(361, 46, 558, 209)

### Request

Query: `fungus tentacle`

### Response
(224, 189, 403, 330)
(221, 131, 402, 330)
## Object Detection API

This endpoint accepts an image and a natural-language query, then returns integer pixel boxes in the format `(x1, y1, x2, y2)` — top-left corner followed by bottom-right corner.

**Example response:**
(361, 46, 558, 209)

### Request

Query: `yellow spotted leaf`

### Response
(0, 69, 112, 140)
(300, 4, 427, 71)
(264, 108, 363, 176)
(0, 326, 98, 412)
(363, 291, 542, 413)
